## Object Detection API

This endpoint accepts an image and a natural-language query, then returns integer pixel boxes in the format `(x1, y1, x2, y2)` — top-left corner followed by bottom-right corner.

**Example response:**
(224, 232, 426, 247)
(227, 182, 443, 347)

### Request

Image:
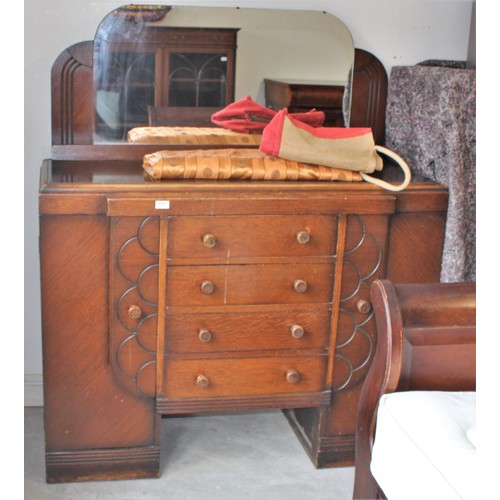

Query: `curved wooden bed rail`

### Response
(353, 280, 476, 499)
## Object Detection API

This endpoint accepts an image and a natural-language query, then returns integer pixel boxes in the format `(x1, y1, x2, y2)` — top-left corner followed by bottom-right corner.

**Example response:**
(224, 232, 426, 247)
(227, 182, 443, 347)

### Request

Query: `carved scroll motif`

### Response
(333, 215, 388, 392)
(110, 216, 160, 397)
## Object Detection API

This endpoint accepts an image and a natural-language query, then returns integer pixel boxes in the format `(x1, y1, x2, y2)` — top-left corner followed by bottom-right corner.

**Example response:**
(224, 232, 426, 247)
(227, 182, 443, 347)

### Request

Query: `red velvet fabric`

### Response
(211, 95, 325, 133)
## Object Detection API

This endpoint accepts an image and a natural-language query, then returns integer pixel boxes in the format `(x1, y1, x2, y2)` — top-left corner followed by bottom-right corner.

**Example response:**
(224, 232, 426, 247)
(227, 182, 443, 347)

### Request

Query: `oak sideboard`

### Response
(40, 158, 447, 482)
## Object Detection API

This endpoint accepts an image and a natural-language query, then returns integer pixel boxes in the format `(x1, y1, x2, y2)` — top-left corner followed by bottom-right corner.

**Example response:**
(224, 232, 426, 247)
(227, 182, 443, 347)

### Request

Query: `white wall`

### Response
(24, 0, 474, 399)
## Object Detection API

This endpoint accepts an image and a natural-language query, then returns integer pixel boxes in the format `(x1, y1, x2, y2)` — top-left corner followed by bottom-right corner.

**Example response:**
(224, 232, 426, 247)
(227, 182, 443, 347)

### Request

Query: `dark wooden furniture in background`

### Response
(264, 78, 346, 127)
(353, 280, 476, 499)
(148, 105, 220, 126)
(349, 49, 388, 145)
(264, 49, 389, 143)
(93, 26, 238, 140)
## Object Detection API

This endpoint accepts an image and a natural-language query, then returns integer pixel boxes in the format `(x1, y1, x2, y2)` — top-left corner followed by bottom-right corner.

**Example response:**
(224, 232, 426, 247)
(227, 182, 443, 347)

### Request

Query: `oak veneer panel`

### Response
(40, 215, 158, 451)
(386, 213, 446, 283)
(39, 193, 106, 215)
(51, 41, 94, 145)
(106, 195, 396, 217)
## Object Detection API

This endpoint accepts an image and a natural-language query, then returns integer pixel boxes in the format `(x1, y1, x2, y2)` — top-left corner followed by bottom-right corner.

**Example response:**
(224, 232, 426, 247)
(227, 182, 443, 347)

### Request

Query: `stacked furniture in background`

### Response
(385, 61, 476, 283)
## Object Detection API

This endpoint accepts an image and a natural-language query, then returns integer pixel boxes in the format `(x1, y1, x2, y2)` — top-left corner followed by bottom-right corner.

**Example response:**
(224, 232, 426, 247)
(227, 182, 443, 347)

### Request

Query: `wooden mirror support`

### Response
(51, 42, 388, 147)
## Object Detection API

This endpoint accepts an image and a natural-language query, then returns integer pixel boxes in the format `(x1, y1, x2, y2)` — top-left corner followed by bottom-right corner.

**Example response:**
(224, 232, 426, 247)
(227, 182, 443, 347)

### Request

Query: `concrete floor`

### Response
(25, 407, 355, 499)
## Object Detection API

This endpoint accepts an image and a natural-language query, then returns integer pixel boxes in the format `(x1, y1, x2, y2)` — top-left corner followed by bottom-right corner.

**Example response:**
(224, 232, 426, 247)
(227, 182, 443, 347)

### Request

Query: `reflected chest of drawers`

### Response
(264, 78, 346, 127)
(39, 160, 447, 482)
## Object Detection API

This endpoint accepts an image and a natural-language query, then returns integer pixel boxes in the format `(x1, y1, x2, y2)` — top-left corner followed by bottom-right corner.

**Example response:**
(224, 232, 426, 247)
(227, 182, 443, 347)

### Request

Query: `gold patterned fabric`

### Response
(143, 148, 364, 182)
(127, 126, 262, 145)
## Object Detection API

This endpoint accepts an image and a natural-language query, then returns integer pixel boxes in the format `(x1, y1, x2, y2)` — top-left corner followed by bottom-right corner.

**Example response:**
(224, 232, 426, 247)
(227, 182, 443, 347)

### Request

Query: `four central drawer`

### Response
(160, 214, 337, 408)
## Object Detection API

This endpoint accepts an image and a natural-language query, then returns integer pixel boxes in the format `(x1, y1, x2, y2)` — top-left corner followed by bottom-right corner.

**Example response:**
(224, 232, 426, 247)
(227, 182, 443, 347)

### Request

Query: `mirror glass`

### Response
(93, 4, 354, 144)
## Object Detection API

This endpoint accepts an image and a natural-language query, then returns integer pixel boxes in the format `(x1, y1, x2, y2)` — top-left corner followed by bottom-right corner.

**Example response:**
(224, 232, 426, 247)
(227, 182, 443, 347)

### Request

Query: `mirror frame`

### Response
(50, 6, 387, 159)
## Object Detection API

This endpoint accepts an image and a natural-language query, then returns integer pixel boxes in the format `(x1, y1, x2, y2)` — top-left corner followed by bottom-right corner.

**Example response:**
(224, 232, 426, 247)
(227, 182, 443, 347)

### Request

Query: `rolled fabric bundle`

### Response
(127, 126, 262, 145)
(143, 148, 363, 182)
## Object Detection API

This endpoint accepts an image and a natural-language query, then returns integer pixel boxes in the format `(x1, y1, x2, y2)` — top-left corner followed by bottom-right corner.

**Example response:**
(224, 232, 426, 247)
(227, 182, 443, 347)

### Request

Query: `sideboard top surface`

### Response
(40, 159, 446, 194)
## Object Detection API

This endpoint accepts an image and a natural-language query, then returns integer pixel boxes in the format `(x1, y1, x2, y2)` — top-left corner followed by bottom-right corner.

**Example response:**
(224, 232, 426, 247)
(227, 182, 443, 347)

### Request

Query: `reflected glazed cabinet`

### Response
(94, 26, 238, 140)
(40, 159, 447, 482)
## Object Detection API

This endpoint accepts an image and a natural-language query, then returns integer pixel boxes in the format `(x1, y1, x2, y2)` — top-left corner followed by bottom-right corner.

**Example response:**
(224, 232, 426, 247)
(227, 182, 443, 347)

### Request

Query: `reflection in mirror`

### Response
(93, 4, 354, 144)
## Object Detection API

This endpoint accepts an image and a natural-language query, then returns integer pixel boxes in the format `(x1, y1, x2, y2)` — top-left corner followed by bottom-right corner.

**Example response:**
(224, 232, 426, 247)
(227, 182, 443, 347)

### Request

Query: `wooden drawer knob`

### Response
(286, 369, 300, 384)
(293, 279, 308, 293)
(198, 328, 212, 343)
(200, 280, 215, 295)
(290, 324, 305, 338)
(356, 299, 372, 314)
(202, 233, 217, 248)
(196, 374, 210, 389)
(296, 230, 310, 244)
(128, 304, 142, 319)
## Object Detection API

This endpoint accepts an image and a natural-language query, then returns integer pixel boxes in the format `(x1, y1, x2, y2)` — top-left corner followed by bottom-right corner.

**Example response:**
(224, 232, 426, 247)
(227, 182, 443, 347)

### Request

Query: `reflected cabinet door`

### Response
(95, 26, 238, 140)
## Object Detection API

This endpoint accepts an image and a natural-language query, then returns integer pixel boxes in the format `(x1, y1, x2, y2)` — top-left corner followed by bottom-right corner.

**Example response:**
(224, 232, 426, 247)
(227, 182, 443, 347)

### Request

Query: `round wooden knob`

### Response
(202, 233, 217, 248)
(293, 279, 308, 293)
(196, 374, 210, 389)
(290, 324, 305, 339)
(200, 280, 215, 295)
(127, 304, 142, 319)
(296, 230, 310, 244)
(356, 299, 371, 314)
(198, 328, 212, 343)
(286, 369, 300, 384)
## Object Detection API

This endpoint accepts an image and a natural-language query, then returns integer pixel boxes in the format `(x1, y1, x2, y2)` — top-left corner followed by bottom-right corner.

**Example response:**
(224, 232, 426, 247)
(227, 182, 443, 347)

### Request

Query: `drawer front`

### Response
(166, 263, 335, 306)
(163, 355, 327, 398)
(165, 309, 331, 354)
(167, 215, 338, 260)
